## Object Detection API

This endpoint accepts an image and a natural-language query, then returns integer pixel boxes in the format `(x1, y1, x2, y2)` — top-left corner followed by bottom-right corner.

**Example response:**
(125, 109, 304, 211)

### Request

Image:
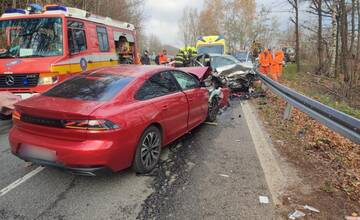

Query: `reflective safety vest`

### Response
(175, 49, 187, 67)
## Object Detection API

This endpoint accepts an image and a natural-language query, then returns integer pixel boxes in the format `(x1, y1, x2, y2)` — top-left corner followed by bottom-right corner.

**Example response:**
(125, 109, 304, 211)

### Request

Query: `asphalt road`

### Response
(0, 100, 276, 220)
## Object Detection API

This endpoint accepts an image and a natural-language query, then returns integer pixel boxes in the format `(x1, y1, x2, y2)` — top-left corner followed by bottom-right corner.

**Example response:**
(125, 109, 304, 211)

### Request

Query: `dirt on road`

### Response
(137, 100, 289, 220)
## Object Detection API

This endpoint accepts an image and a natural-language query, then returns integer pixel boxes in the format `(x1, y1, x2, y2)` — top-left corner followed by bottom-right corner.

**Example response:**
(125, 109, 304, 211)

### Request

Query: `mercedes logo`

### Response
(5, 75, 15, 86)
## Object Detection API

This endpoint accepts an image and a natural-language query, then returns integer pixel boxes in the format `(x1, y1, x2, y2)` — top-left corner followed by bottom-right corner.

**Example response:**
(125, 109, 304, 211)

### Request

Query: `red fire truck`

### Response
(0, 4, 139, 99)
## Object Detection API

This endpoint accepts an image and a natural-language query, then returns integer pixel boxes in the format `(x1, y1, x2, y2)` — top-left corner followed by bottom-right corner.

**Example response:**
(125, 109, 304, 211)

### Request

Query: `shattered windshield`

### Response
(0, 17, 63, 58)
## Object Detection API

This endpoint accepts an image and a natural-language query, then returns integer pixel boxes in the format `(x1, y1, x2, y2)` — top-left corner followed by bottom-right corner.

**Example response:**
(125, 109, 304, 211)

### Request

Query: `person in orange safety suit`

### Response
(275, 49, 284, 78)
(258, 49, 272, 75)
(269, 49, 285, 81)
(159, 50, 169, 64)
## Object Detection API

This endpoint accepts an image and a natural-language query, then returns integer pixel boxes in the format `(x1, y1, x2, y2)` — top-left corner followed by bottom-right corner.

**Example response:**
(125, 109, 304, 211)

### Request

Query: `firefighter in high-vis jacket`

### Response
(175, 48, 187, 67)
(174, 47, 198, 67)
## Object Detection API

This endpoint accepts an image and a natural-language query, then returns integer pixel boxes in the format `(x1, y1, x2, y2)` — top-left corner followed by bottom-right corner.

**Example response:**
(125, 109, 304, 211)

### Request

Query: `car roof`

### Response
(87, 65, 173, 78)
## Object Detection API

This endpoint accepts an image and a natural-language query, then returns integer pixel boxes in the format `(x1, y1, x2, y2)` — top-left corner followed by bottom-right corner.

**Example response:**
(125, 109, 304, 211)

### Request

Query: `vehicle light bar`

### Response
(4, 8, 26, 14)
(197, 36, 206, 42)
(26, 4, 43, 13)
(45, 5, 67, 12)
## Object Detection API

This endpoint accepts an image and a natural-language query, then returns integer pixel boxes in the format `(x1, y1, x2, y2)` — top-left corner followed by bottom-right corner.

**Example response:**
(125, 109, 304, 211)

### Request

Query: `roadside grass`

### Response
(318, 96, 360, 119)
(280, 63, 360, 119)
(282, 64, 297, 81)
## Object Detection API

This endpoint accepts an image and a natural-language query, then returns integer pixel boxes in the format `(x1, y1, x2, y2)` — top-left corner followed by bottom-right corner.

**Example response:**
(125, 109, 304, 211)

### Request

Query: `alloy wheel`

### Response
(140, 131, 161, 169)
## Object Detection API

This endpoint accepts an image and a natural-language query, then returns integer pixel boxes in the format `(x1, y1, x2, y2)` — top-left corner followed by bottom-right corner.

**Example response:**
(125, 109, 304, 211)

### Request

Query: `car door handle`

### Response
(162, 105, 169, 111)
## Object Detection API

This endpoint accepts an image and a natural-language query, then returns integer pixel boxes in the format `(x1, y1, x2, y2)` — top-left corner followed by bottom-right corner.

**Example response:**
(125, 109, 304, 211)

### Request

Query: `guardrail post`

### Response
(283, 102, 293, 120)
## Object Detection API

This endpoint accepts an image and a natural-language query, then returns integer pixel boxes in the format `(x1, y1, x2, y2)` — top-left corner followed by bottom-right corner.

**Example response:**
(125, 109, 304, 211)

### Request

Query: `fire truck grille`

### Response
(0, 74, 39, 88)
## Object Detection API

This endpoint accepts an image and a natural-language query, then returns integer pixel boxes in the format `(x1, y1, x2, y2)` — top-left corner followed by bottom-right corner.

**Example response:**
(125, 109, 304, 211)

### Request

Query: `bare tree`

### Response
(339, 0, 349, 82)
(350, 0, 356, 54)
(178, 7, 200, 47)
(288, 0, 301, 73)
(328, 0, 339, 77)
(310, 0, 324, 73)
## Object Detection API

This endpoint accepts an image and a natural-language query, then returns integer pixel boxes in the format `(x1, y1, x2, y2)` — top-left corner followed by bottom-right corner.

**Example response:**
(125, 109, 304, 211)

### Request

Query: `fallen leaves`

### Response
(257, 93, 360, 204)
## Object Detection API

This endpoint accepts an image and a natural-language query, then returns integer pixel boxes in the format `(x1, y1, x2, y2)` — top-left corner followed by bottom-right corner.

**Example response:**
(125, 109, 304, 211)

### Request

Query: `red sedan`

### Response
(9, 65, 209, 175)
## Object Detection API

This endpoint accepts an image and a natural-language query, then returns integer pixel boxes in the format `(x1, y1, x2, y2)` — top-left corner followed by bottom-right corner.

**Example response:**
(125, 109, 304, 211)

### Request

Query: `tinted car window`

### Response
(44, 73, 133, 101)
(136, 72, 179, 100)
(211, 56, 237, 69)
(172, 71, 199, 90)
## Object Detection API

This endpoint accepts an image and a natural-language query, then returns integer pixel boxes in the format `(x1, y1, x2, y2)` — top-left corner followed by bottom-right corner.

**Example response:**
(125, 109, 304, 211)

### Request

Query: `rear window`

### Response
(43, 73, 133, 101)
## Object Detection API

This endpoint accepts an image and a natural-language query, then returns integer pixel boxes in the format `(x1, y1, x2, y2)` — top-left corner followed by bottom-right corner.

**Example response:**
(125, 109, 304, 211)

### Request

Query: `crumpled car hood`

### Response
(216, 63, 252, 76)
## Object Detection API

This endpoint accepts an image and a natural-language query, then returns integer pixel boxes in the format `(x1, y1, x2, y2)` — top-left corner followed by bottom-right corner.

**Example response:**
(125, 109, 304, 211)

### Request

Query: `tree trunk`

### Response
(317, 0, 323, 74)
(350, 0, 356, 54)
(295, 0, 300, 73)
(357, 0, 360, 59)
(329, 0, 338, 77)
(335, 13, 340, 78)
(340, 0, 349, 83)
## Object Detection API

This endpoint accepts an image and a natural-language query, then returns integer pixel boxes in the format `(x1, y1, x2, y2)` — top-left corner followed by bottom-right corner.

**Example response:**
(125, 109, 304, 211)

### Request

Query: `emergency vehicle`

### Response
(196, 35, 226, 55)
(0, 4, 138, 99)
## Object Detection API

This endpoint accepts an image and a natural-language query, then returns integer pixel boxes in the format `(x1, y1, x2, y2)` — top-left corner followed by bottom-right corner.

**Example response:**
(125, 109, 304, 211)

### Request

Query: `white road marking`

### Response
(241, 101, 285, 205)
(0, 166, 45, 197)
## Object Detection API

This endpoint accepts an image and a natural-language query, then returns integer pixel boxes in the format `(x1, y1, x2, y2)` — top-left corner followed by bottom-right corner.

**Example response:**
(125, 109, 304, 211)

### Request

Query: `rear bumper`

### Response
(9, 127, 122, 173)
(16, 155, 112, 176)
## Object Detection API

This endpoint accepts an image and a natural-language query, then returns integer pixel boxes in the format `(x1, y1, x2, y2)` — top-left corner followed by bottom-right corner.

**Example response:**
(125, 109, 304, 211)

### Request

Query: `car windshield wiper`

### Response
(0, 53, 16, 58)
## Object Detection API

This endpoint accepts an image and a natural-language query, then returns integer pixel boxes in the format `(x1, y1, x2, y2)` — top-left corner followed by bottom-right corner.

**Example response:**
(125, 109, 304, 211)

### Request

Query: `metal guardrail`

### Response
(257, 72, 360, 144)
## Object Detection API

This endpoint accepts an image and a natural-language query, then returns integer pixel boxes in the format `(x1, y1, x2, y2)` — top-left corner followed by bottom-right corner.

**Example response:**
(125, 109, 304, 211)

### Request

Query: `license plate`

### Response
(19, 144, 56, 162)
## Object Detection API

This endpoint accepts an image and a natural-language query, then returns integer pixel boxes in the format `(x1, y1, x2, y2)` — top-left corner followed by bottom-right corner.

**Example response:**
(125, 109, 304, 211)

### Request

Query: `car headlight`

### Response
(38, 75, 59, 85)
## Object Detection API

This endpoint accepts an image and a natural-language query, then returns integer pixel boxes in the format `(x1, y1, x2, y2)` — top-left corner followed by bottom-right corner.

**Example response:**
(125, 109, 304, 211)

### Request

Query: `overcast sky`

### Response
(143, 0, 291, 48)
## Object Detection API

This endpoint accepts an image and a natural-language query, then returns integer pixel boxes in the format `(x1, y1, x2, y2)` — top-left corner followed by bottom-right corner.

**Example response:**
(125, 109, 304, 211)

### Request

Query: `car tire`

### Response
(207, 97, 219, 122)
(133, 126, 162, 174)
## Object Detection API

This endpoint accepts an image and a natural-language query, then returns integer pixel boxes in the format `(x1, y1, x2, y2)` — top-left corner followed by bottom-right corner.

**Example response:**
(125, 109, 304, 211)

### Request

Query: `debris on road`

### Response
(24, 162, 33, 168)
(219, 174, 230, 178)
(345, 213, 360, 220)
(304, 204, 320, 213)
(259, 196, 269, 204)
(345, 216, 360, 220)
(288, 210, 306, 219)
(204, 122, 218, 126)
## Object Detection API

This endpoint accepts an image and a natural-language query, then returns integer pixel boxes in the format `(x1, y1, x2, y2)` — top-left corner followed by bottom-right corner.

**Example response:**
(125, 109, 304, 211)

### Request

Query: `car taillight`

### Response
(12, 110, 21, 120)
(63, 119, 119, 131)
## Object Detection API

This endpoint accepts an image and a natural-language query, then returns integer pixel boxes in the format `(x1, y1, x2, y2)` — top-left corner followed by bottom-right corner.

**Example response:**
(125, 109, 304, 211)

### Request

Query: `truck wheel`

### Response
(133, 126, 162, 174)
(207, 97, 220, 122)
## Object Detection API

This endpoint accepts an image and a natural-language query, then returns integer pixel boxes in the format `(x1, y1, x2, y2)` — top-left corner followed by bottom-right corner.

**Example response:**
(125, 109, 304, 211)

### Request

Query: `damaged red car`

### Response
(9, 65, 211, 175)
